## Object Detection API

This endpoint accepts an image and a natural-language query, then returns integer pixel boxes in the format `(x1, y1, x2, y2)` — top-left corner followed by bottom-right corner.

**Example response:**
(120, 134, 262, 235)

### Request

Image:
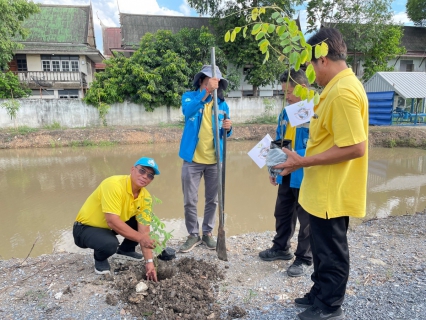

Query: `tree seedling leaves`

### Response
(315, 44, 322, 59)
(295, 55, 301, 71)
(300, 49, 308, 64)
(267, 24, 275, 33)
(243, 26, 248, 38)
(252, 8, 258, 21)
(280, 38, 291, 47)
(262, 23, 269, 33)
(299, 31, 306, 46)
(282, 45, 292, 54)
(314, 92, 320, 105)
(278, 54, 285, 62)
(308, 89, 315, 101)
(294, 84, 303, 96)
(252, 23, 262, 35)
(255, 31, 265, 40)
(234, 27, 241, 34)
(263, 50, 270, 64)
(272, 12, 280, 19)
(231, 30, 236, 42)
(225, 30, 230, 42)
(321, 42, 329, 56)
(259, 7, 266, 14)
(306, 64, 316, 84)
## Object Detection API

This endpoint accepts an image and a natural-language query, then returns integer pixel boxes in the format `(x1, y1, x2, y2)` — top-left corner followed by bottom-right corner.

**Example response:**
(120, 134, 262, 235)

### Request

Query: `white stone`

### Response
(135, 281, 148, 293)
(54, 292, 62, 300)
(369, 258, 386, 266)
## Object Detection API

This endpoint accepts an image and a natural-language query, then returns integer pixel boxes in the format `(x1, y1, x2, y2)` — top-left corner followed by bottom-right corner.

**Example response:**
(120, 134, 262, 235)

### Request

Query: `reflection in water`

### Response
(0, 144, 425, 259)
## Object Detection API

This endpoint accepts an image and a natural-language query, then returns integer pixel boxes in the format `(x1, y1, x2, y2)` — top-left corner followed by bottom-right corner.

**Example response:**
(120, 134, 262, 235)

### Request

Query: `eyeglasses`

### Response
(136, 166, 155, 180)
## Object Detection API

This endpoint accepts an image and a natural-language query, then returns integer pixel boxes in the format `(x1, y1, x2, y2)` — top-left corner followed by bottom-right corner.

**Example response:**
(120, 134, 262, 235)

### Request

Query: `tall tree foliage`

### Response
(406, 0, 426, 26)
(0, 0, 39, 70)
(85, 27, 226, 111)
(306, 0, 404, 81)
(188, 0, 296, 96)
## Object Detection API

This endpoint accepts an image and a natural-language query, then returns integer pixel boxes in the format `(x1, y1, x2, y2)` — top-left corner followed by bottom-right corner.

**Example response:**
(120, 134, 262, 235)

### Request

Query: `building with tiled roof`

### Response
(9, 4, 104, 99)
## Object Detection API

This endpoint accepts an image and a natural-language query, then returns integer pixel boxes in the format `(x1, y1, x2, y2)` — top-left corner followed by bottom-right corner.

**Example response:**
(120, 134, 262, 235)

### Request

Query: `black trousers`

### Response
(73, 216, 139, 261)
(272, 174, 312, 264)
(308, 214, 350, 312)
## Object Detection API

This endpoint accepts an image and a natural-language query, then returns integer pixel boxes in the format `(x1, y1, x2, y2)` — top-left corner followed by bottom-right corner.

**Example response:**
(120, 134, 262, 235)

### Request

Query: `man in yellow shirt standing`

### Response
(73, 157, 160, 280)
(178, 65, 232, 252)
(276, 28, 368, 320)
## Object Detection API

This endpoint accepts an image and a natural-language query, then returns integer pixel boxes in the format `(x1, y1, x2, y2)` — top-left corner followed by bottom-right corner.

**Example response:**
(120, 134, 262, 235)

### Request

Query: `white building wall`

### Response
(0, 97, 284, 128)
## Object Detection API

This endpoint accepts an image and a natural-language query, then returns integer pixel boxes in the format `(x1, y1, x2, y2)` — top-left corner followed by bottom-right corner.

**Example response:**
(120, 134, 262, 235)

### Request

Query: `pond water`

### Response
(1, 142, 425, 259)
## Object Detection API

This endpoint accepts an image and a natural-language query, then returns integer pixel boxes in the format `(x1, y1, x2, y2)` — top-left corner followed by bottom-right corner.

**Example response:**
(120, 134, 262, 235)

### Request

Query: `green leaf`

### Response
(280, 39, 291, 47)
(306, 64, 316, 84)
(315, 45, 322, 59)
(243, 26, 248, 38)
(262, 23, 269, 33)
(268, 24, 275, 33)
(278, 54, 285, 62)
(259, 7, 266, 14)
(282, 46, 292, 54)
(299, 31, 306, 46)
(255, 31, 265, 40)
(290, 52, 299, 65)
(251, 8, 258, 21)
(279, 31, 289, 39)
(276, 17, 284, 23)
(231, 30, 236, 42)
(272, 12, 280, 19)
(225, 31, 230, 42)
(308, 90, 315, 101)
(263, 50, 270, 64)
(234, 27, 241, 34)
(314, 92, 320, 105)
(294, 84, 303, 96)
(295, 55, 301, 71)
(321, 42, 329, 57)
(300, 87, 308, 100)
(300, 50, 308, 64)
(251, 24, 262, 35)
(291, 36, 301, 42)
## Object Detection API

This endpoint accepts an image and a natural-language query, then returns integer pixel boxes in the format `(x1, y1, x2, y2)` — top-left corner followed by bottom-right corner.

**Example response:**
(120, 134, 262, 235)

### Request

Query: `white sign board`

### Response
(247, 134, 273, 168)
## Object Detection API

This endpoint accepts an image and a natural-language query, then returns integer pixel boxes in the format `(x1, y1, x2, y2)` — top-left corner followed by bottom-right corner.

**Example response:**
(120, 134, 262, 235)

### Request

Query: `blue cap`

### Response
(134, 157, 160, 175)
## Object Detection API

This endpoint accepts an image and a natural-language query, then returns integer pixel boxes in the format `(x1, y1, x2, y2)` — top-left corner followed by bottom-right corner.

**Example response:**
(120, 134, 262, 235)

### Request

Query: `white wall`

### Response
(0, 97, 284, 128)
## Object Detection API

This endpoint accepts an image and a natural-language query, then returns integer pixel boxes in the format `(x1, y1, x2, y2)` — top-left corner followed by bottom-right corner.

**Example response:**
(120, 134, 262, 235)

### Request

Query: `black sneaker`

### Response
(113, 249, 143, 261)
(94, 259, 111, 275)
(287, 259, 313, 277)
(259, 248, 294, 261)
(298, 306, 344, 320)
(295, 293, 314, 308)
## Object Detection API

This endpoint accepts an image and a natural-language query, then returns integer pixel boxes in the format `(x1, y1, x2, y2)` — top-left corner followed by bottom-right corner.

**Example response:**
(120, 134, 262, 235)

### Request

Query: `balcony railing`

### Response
(16, 71, 87, 87)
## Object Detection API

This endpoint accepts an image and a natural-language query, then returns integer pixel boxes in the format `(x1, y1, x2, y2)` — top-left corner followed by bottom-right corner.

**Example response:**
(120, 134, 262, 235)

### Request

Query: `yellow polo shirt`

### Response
(75, 175, 152, 228)
(299, 68, 368, 219)
(193, 99, 216, 164)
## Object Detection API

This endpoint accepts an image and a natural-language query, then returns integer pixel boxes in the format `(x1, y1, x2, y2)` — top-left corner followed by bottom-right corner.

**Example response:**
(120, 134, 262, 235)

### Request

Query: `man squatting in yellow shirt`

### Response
(275, 28, 368, 320)
(73, 157, 160, 281)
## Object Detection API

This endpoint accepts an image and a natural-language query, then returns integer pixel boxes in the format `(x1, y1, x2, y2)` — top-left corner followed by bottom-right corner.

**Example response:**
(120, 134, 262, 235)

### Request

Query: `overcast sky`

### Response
(35, 0, 413, 53)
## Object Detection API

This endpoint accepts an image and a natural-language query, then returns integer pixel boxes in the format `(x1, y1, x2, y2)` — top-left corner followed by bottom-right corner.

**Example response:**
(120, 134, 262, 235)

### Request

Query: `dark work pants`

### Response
(272, 174, 312, 265)
(308, 214, 350, 313)
(73, 216, 139, 261)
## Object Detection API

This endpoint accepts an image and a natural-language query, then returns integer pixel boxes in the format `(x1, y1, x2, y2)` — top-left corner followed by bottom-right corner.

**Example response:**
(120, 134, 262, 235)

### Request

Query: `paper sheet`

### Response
(247, 134, 273, 168)
(285, 99, 314, 127)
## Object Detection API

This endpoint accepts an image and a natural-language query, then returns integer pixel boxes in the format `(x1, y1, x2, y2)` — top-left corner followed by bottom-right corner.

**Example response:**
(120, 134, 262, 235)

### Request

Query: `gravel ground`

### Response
(0, 211, 425, 320)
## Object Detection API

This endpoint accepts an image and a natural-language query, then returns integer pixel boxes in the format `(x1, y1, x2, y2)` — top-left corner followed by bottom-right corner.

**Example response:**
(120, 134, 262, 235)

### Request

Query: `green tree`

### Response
(406, 0, 426, 26)
(0, 71, 31, 98)
(189, 0, 297, 96)
(85, 27, 226, 112)
(361, 26, 405, 81)
(0, 0, 39, 70)
(306, 0, 404, 80)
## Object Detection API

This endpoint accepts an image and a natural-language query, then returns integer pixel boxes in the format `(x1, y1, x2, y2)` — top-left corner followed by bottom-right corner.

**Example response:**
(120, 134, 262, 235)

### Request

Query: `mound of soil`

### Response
(110, 257, 227, 320)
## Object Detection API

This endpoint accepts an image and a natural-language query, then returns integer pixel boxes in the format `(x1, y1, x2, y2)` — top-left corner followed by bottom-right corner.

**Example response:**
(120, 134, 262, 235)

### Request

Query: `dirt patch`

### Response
(111, 257, 226, 320)
(1, 124, 425, 149)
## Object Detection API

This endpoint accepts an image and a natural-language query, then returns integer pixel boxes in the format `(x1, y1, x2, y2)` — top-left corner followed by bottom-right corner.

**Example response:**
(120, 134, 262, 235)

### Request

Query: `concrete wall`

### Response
(0, 97, 284, 128)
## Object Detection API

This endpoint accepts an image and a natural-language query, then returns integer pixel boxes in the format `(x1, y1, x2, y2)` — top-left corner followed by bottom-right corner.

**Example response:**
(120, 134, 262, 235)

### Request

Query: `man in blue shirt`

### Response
(178, 65, 232, 253)
(259, 69, 312, 277)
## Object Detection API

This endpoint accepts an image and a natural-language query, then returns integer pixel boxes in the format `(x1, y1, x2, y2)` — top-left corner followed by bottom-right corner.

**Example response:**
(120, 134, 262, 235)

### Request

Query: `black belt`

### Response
(74, 221, 83, 226)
